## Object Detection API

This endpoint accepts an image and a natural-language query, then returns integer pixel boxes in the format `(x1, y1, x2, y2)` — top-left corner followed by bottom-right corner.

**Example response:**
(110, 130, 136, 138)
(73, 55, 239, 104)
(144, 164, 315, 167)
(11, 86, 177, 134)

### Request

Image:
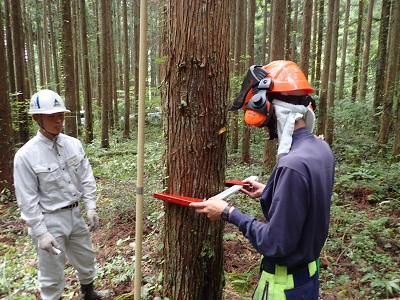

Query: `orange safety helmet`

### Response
(263, 60, 314, 94)
(230, 61, 314, 132)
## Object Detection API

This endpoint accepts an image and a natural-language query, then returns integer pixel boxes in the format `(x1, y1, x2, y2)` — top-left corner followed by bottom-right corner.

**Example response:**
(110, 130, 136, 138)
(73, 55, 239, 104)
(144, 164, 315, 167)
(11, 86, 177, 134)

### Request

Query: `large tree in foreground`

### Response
(160, 1, 230, 299)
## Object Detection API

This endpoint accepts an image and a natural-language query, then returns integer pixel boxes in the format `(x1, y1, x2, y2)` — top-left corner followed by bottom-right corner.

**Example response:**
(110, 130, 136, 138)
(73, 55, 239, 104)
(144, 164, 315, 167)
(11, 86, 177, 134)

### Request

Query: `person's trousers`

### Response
(30, 205, 98, 300)
(252, 259, 319, 300)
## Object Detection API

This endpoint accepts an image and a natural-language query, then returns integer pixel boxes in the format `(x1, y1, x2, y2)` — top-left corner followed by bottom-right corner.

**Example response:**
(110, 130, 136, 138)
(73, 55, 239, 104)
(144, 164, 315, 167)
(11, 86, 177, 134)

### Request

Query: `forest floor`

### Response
(2, 183, 398, 300)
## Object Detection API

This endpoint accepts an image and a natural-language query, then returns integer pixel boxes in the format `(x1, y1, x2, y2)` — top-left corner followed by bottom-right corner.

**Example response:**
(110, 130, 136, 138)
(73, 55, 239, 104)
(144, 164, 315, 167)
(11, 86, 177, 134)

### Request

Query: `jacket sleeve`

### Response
(228, 167, 310, 258)
(13, 153, 48, 236)
(78, 142, 97, 211)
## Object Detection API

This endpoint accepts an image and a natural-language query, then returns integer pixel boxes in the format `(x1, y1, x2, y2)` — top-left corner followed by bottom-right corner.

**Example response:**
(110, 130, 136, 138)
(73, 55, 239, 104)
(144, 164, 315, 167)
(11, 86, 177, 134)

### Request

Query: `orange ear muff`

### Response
(244, 95, 273, 128)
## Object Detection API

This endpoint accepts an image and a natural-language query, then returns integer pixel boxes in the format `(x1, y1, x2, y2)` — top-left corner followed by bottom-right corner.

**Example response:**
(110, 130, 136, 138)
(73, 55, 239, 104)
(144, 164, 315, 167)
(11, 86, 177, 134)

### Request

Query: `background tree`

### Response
(338, 0, 351, 100)
(379, 0, 399, 152)
(9, 0, 29, 145)
(242, 0, 256, 163)
(325, 0, 340, 145)
(122, 0, 131, 140)
(78, 0, 94, 143)
(300, 0, 313, 77)
(0, 2, 14, 195)
(317, 0, 335, 138)
(350, 0, 364, 101)
(61, 0, 78, 137)
(160, 0, 230, 298)
(358, 0, 375, 102)
(263, 0, 285, 171)
(373, 0, 390, 123)
(100, 0, 112, 149)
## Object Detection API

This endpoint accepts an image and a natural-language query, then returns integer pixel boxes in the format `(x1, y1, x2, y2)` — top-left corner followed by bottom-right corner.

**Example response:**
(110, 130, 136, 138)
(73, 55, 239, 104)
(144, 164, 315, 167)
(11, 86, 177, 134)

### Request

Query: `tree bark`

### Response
(160, 1, 229, 299)
(358, 0, 375, 102)
(9, 0, 29, 145)
(0, 2, 14, 195)
(300, 0, 313, 77)
(325, 0, 340, 145)
(61, 0, 78, 137)
(317, 0, 335, 138)
(79, 0, 94, 143)
(338, 0, 351, 100)
(373, 0, 390, 123)
(100, 0, 112, 149)
(351, 0, 364, 101)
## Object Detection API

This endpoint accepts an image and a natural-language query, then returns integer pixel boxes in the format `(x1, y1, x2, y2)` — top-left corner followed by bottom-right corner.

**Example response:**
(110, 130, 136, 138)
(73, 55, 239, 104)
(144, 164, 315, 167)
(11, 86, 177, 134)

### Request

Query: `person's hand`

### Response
(240, 177, 266, 198)
(189, 198, 229, 221)
(87, 209, 99, 231)
(37, 232, 60, 255)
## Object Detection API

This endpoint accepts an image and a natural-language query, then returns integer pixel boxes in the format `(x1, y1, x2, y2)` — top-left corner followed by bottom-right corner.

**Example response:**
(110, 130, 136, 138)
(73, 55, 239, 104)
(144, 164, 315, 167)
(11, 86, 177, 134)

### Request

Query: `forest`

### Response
(1, 0, 400, 299)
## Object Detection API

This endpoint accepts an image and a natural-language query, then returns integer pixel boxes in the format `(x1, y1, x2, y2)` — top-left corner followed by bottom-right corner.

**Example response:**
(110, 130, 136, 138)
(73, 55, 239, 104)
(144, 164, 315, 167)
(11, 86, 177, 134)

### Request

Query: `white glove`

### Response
(87, 209, 99, 231)
(37, 232, 60, 255)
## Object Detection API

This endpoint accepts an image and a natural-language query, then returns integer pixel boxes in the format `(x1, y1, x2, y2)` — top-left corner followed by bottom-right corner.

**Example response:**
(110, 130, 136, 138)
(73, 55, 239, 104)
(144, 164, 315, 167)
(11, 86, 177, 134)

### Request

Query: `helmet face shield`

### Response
(230, 65, 268, 111)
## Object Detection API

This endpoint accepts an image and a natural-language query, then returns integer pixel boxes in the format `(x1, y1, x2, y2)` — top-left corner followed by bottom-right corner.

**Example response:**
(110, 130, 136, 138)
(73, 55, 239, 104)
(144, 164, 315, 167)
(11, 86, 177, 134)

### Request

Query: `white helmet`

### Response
(28, 89, 71, 114)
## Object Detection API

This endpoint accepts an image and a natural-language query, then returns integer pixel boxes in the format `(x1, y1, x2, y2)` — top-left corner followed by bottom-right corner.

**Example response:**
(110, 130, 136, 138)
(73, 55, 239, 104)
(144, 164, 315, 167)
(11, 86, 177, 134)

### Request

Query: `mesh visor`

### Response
(230, 65, 268, 111)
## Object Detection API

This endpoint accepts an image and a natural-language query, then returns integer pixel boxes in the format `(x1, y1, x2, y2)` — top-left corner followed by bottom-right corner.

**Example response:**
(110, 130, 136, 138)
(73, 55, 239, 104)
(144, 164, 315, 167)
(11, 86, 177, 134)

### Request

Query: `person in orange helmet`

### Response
(191, 61, 335, 299)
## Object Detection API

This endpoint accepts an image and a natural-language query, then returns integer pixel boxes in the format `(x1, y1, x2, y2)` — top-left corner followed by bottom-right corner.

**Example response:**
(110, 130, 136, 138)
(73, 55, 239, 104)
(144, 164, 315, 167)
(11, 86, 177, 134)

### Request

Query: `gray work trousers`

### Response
(30, 205, 98, 300)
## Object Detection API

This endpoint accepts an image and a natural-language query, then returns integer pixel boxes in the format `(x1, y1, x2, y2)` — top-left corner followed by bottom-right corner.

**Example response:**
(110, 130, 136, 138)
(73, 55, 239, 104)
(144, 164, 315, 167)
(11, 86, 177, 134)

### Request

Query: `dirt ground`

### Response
(3, 196, 397, 300)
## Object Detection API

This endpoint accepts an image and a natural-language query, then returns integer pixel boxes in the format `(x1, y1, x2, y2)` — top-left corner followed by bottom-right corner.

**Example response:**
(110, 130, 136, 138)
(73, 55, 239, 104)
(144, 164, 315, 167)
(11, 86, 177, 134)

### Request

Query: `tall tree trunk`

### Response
(351, 0, 364, 100)
(300, 0, 313, 77)
(317, 0, 335, 138)
(338, 0, 351, 100)
(373, 0, 390, 123)
(314, 0, 324, 94)
(43, 0, 51, 88)
(9, 0, 29, 145)
(262, 0, 269, 65)
(0, 3, 14, 195)
(160, 1, 229, 299)
(285, 0, 292, 60)
(232, 0, 246, 151)
(242, 0, 256, 163)
(79, 0, 94, 143)
(122, 0, 131, 139)
(48, 0, 61, 94)
(264, 0, 285, 172)
(379, 0, 400, 151)
(100, 0, 111, 149)
(61, 0, 77, 137)
(325, 0, 340, 145)
(358, 0, 375, 102)
(310, 0, 319, 84)
(5, 0, 16, 95)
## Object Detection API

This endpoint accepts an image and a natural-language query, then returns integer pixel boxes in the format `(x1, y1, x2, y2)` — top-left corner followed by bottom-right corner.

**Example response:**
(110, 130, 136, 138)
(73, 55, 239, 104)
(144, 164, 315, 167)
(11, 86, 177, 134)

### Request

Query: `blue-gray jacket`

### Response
(229, 127, 335, 268)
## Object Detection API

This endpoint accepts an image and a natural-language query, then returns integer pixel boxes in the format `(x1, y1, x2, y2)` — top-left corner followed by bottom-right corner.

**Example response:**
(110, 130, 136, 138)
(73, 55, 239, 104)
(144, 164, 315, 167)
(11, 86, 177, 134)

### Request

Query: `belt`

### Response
(261, 258, 314, 275)
(61, 201, 79, 209)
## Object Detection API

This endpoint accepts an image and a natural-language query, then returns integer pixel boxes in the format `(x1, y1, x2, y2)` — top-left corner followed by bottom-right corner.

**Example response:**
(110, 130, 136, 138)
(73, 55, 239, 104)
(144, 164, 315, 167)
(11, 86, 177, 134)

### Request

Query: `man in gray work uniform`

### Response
(13, 89, 104, 299)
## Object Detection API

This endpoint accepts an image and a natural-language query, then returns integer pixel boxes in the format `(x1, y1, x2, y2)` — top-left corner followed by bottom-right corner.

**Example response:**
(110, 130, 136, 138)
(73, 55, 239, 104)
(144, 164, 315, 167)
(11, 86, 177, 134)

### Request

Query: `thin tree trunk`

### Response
(373, 0, 390, 123)
(9, 0, 29, 145)
(61, 0, 78, 137)
(79, 0, 94, 143)
(0, 2, 14, 194)
(317, 0, 335, 138)
(300, 0, 313, 77)
(123, 0, 131, 139)
(100, 0, 111, 149)
(326, 0, 340, 145)
(358, 0, 375, 102)
(351, 0, 364, 100)
(338, 0, 351, 100)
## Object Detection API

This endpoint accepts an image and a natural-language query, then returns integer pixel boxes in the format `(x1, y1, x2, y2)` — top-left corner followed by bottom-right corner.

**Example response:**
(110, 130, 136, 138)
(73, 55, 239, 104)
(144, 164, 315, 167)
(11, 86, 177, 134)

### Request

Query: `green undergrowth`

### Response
(2, 108, 400, 298)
